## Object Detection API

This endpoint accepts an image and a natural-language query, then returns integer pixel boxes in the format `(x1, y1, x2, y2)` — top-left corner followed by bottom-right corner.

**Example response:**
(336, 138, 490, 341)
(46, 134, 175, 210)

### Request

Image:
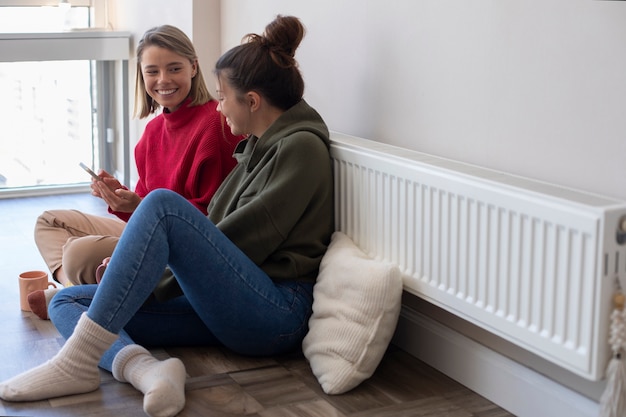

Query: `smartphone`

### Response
(79, 162, 102, 181)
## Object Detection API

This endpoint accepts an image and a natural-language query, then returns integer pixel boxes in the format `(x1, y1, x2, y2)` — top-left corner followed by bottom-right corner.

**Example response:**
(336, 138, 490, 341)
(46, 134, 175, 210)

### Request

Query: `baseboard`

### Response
(392, 305, 600, 417)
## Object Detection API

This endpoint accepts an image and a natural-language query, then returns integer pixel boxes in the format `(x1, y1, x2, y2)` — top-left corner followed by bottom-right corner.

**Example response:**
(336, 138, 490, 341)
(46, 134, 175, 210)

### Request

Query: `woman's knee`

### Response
(35, 210, 55, 231)
(34, 209, 80, 232)
(142, 188, 182, 207)
(34, 210, 66, 244)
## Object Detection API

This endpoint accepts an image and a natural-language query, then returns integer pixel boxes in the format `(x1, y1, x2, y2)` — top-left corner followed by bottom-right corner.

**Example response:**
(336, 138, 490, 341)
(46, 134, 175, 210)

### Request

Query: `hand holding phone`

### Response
(79, 162, 102, 181)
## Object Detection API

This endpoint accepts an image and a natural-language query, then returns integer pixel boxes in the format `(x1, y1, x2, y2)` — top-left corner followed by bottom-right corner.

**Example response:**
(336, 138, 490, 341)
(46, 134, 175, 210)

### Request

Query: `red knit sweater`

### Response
(111, 99, 241, 221)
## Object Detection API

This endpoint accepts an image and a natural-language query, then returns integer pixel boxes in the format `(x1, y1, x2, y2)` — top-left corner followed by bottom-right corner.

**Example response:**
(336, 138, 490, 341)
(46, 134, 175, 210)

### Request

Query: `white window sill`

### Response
(0, 30, 130, 62)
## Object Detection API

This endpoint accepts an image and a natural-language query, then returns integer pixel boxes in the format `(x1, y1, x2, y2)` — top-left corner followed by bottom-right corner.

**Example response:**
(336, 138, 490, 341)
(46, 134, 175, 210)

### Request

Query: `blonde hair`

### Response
(133, 25, 213, 119)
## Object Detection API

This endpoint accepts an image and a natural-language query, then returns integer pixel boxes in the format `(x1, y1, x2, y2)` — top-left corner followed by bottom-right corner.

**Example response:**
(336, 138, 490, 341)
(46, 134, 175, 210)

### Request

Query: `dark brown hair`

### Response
(214, 15, 305, 110)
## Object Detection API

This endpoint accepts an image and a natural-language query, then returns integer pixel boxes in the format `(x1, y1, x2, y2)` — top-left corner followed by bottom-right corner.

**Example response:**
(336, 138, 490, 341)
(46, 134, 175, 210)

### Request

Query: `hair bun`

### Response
(244, 15, 305, 69)
(263, 15, 305, 58)
(217, 15, 306, 110)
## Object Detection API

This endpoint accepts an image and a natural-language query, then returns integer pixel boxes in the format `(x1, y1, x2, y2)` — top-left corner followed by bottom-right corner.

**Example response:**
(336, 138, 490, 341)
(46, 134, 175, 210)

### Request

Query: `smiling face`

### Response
(140, 45, 197, 112)
(215, 76, 251, 136)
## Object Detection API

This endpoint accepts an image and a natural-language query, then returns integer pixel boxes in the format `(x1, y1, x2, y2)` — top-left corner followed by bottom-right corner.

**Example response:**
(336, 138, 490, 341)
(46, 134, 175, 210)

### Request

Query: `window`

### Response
(0, 1, 90, 32)
(0, 59, 94, 188)
(0, 0, 129, 197)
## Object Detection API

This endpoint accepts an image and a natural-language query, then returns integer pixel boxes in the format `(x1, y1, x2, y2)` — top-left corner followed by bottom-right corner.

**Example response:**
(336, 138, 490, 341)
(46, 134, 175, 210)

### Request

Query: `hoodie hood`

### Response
(244, 99, 329, 171)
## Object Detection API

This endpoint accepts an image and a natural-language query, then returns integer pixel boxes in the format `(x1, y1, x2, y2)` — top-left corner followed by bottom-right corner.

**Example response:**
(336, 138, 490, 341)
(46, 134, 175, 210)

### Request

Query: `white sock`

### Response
(0, 313, 117, 401)
(112, 344, 186, 417)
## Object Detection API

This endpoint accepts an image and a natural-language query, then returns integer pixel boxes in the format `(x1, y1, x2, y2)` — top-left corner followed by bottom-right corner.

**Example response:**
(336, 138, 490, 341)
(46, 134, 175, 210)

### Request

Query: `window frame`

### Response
(0, 30, 131, 198)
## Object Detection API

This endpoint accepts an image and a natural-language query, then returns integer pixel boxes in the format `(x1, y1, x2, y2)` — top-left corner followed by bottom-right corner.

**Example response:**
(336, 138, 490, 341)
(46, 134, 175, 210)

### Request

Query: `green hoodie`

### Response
(207, 99, 334, 282)
(153, 99, 334, 300)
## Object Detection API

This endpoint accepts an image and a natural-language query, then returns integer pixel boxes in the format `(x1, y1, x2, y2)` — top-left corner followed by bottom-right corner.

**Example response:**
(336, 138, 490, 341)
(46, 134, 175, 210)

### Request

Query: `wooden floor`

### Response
(0, 192, 515, 417)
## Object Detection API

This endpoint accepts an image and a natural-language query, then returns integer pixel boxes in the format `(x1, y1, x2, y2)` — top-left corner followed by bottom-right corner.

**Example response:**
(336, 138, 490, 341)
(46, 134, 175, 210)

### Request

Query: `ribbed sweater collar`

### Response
(161, 98, 196, 130)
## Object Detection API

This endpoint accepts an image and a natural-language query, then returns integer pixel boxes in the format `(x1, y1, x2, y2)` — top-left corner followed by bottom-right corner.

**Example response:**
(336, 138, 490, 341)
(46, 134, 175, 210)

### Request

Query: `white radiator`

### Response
(330, 131, 626, 380)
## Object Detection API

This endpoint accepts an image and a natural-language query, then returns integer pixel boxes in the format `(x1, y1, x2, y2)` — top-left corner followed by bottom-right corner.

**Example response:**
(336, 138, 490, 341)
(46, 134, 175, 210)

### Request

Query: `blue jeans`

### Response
(49, 189, 314, 371)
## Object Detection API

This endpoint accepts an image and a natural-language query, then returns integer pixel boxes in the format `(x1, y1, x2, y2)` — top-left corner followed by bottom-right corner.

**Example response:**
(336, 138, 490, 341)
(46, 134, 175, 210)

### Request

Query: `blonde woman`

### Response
(32, 25, 242, 294)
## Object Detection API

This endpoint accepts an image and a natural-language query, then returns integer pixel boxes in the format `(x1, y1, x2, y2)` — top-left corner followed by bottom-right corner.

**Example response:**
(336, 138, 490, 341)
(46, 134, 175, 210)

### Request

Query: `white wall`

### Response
(109, 0, 626, 202)
(219, 0, 626, 201)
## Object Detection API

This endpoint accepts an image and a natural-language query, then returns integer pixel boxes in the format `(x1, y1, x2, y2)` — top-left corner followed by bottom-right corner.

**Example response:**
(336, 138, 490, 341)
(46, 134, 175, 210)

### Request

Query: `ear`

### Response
(191, 59, 198, 78)
(246, 91, 261, 112)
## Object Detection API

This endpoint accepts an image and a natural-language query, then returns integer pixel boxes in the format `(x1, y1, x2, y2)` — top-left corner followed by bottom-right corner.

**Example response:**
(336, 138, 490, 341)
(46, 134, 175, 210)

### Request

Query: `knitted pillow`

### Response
(302, 231, 403, 394)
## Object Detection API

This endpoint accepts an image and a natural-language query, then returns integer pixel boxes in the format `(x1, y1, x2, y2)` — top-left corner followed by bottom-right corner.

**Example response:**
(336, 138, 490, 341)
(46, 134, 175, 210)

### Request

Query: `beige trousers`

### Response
(34, 210, 126, 285)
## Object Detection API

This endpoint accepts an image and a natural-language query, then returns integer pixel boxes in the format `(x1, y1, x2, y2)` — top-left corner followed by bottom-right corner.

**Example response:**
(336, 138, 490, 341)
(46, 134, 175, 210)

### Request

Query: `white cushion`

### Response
(302, 231, 403, 394)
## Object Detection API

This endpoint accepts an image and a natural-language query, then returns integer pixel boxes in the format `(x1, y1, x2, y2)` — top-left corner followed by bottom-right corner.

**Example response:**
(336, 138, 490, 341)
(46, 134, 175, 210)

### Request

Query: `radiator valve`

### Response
(617, 216, 626, 245)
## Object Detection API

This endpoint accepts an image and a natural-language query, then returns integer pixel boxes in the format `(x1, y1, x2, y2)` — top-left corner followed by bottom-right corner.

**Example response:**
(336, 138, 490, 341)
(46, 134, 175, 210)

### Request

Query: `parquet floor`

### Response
(0, 192, 515, 417)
